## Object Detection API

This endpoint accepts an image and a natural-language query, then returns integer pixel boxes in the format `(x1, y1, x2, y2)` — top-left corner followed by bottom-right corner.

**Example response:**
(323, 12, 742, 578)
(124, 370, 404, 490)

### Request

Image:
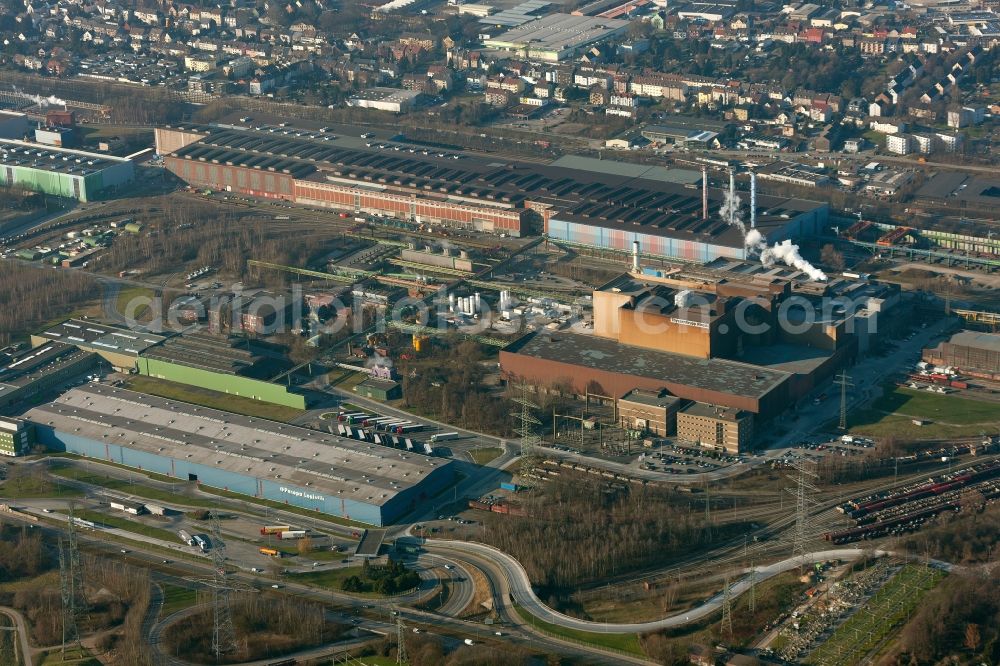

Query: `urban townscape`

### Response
(0, 0, 999, 663)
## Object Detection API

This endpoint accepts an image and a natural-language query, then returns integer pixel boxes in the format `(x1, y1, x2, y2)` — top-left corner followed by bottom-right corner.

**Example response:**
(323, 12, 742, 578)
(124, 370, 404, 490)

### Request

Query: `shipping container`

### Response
(178, 529, 194, 546)
(430, 432, 460, 443)
(395, 424, 423, 434)
(950, 380, 968, 389)
(279, 530, 307, 540)
(261, 525, 291, 535)
(500, 482, 519, 492)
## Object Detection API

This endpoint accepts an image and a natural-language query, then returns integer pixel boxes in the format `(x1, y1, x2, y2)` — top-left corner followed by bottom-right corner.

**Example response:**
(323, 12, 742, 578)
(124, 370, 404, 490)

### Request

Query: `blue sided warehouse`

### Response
(25, 385, 454, 526)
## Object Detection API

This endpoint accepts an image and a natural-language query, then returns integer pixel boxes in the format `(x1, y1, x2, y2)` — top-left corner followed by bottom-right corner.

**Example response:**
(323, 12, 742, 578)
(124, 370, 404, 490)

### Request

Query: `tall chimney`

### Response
(631, 240, 641, 273)
(750, 171, 757, 230)
(702, 167, 708, 220)
(728, 168, 736, 227)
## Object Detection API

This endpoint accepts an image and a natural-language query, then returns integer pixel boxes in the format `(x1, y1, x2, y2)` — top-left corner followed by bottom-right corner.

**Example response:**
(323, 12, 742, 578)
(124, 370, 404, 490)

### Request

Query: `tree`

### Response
(820, 244, 845, 271)
(297, 535, 313, 556)
(965, 623, 981, 652)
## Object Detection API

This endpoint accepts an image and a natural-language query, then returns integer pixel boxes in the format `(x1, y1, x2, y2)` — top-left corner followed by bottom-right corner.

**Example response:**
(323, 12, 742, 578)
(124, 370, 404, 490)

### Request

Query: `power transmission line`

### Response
(834, 371, 854, 431)
(786, 459, 820, 569)
(511, 385, 541, 474)
(60, 503, 85, 658)
(190, 509, 254, 661)
(395, 611, 408, 665)
(720, 572, 734, 642)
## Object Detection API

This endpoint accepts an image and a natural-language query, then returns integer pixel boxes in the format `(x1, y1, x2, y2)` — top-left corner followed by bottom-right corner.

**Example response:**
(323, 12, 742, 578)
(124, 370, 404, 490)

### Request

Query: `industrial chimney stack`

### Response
(702, 167, 708, 220)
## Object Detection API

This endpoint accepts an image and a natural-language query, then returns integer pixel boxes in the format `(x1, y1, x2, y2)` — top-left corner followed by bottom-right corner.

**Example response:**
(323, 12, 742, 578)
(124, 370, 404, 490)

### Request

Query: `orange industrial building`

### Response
(501, 253, 902, 450)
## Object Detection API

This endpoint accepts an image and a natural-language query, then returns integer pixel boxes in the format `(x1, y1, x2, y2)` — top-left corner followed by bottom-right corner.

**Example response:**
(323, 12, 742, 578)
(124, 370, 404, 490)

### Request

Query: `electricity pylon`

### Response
(59, 503, 85, 657)
(395, 612, 408, 665)
(511, 385, 541, 473)
(720, 572, 734, 642)
(834, 371, 854, 431)
(786, 459, 820, 569)
(190, 510, 254, 660)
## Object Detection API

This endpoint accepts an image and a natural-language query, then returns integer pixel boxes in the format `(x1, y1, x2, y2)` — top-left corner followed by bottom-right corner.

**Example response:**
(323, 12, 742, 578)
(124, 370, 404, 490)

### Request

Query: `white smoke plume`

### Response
(745, 229, 827, 281)
(720, 189, 746, 236)
(28, 94, 66, 107)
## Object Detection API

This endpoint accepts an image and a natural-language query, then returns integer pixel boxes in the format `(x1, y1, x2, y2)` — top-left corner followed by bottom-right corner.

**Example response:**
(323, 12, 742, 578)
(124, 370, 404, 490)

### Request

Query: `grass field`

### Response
(848, 385, 1000, 439)
(805, 565, 944, 666)
(287, 566, 382, 597)
(115, 286, 155, 322)
(48, 464, 204, 506)
(69, 508, 178, 543)
(469, 447, 504, 466)
(124, 376, 305, 423)
(512, 604, 644, 656)
(158, 583, 201, 618)
(0, 477, 83, 499)
(51, 454, 178, 483)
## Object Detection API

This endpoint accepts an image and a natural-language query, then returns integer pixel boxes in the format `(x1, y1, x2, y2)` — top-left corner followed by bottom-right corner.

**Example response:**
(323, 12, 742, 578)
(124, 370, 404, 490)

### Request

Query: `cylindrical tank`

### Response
(442, 246, 452, 257)
(449, 293, 456, 312)
(474, 292, 481, 312)
(460, 250, 470, 260)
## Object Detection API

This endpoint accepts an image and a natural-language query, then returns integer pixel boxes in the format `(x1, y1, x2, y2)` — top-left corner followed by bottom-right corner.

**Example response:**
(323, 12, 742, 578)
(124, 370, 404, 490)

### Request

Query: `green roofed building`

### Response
(0, 139, 134, 201)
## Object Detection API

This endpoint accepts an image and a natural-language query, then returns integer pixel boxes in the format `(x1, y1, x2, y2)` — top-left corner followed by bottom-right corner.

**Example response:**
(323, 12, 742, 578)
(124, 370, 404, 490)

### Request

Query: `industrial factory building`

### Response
(500, 330, 793, 420)
(0, 139, 134, 201)
(25, 385, 455, 525)
(31, 319, 165, 372)
(482, 13, 630, 61)
(924, 331, 1000, 381)
(0, 341, 100, 410)
(500, 251, 901, 449)
(155, 122, 826, 260)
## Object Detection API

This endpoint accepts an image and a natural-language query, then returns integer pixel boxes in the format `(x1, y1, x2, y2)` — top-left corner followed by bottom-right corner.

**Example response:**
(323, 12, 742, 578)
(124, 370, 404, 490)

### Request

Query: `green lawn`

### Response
(69, 508, 178, 543)
(848, 385, 1000, 439)
(469, 447, 504, 466)
(287, 566, 384, 598)
(48, 465, 201, 506)
(806, 565, 943, 665)
(115, 286, 155, 322)
(51, 454, 178, 483)
(0, 478, 83, 499)
(124, 376, 305, 423)
(158, 583, 200, 618)
(512, 604, 644, 657)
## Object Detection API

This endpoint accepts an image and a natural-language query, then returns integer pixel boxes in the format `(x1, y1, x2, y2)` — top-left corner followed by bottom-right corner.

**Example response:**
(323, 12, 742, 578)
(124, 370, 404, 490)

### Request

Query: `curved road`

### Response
(0, 607, 33, 666)
(428, 542, 911, 634)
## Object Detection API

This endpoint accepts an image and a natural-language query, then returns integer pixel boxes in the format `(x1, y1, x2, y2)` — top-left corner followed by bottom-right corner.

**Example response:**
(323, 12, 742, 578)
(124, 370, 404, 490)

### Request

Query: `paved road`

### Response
(0, 606, 33, 666)
(430, 542, 897, 634)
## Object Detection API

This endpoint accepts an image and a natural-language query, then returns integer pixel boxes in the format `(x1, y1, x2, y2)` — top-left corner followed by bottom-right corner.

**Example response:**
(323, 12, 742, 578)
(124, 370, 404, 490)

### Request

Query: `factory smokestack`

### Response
(750, 171, 757, 230)
(728, 169, 735, 228)
(702, 167, 708, 220)
(631, 240, 641, 273)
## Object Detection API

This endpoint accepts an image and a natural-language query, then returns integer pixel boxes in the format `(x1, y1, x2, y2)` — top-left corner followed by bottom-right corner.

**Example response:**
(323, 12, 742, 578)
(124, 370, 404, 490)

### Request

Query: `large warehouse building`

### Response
(500, 257, 901, 450)
(500, 330, 793, 420)
(482, 13, 630, 61)
(0, 139, 134, 201)
(155, 122, 826, 259)
(924, 330, 1000, 381)
(25, 385, 455, 525)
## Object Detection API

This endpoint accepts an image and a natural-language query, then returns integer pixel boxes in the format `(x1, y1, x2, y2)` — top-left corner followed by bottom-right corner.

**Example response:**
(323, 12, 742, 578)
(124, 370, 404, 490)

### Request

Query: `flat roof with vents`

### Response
(26, 385, 450, 507)
(0, 139, 130, 175)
